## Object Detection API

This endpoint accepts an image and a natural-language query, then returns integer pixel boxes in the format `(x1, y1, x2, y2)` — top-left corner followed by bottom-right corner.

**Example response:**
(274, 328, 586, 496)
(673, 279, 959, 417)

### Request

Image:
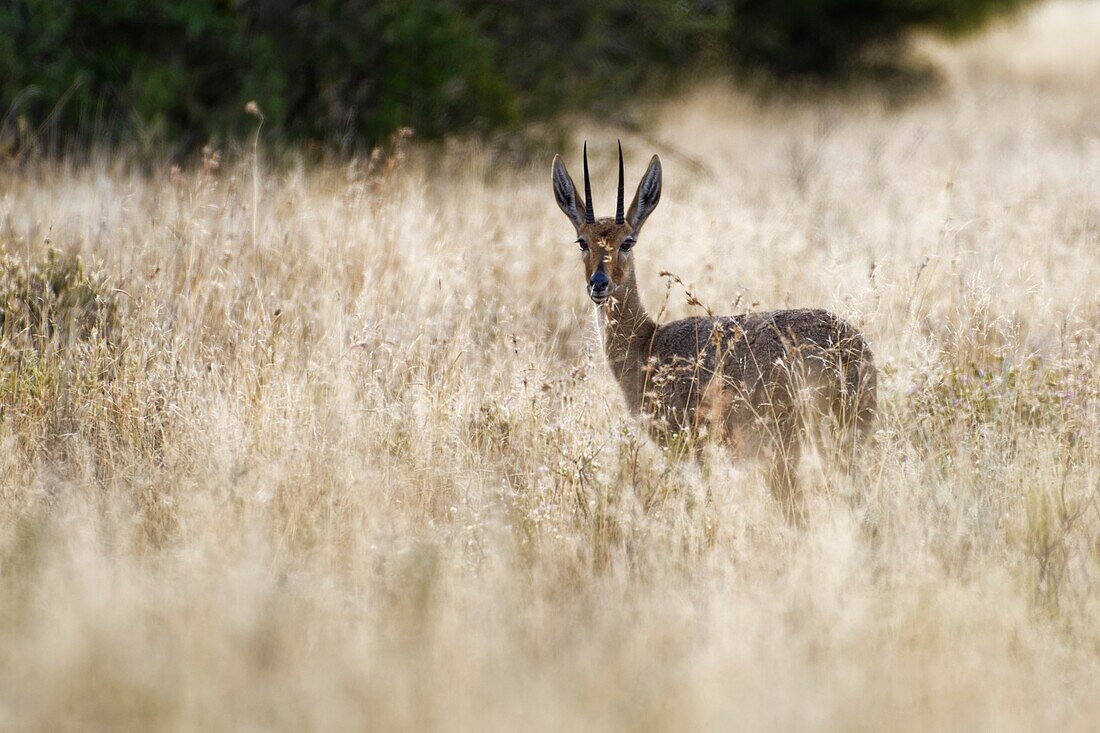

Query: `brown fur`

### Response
(553, 151, 877, 521)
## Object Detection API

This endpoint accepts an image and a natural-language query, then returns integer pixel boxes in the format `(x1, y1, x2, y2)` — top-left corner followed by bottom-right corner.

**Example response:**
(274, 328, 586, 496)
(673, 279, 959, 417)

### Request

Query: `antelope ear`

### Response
(552, 155, 583, 229)
(627, 155, 662, 233)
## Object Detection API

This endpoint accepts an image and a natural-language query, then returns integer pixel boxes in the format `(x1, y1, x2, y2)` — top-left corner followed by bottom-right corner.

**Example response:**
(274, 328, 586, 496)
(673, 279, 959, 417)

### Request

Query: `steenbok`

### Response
(552, 143, 876, 521)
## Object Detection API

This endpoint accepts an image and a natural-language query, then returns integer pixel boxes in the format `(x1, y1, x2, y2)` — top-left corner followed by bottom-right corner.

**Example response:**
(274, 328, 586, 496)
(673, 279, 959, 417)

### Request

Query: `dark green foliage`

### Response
(456, 0, 728, 121)
(243, 0, 516, 144)
(0, 0, 251, 153)
(729, 0, 1034, 77)
(0, 0, 1032, 153)
(1, 0, 515, 152)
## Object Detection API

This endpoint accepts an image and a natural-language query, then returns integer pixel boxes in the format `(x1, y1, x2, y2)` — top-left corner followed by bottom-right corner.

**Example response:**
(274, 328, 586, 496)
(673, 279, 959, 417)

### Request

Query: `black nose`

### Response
(589, 271, 610, 295)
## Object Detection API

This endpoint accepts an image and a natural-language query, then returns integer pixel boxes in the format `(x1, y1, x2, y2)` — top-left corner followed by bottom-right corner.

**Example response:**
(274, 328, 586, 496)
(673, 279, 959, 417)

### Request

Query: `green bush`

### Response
(0, 0, 1033, 153)
(1, 0, 515, 151)
(0, 0, 250, 152)
(455, 1, 728, 121)
(244, 0, 516, 144)
(728, 0, 1034, 77)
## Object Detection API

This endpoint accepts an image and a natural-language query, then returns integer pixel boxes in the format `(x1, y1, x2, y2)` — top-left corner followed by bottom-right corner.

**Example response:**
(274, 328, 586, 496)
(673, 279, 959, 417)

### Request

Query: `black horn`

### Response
(615, 140, 625, 224)
(583, 141, 595, 224)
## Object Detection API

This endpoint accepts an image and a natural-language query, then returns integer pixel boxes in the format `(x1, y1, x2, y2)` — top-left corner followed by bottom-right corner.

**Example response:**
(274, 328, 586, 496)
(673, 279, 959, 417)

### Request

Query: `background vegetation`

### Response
(2, 0, 1032, 154)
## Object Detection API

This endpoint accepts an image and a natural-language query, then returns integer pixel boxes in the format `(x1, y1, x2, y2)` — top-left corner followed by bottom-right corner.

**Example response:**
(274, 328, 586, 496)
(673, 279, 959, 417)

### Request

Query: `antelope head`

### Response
(552, 142, 662, 305)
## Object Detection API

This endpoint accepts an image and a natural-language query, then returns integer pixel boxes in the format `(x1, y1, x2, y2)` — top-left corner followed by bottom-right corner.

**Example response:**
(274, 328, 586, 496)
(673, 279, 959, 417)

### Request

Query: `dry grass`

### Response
(1, 2, 1099, 730)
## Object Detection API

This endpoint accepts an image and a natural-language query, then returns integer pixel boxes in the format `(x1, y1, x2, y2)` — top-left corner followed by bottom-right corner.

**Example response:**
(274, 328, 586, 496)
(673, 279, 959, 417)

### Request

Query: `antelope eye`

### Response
(620, 237, 636, 251)
(577, 238, 588, 251)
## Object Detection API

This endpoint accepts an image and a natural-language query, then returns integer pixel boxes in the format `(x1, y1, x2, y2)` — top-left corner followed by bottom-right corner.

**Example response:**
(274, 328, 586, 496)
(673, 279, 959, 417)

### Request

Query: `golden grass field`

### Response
(1, 2, 1099, 730)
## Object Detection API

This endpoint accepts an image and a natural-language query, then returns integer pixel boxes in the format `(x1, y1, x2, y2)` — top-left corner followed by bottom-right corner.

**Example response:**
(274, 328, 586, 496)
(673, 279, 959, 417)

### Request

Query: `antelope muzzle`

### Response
(588, 271, 611, 303)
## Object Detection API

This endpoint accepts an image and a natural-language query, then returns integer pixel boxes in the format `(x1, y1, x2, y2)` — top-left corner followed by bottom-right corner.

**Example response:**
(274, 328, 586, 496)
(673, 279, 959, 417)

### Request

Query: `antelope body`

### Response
(551, 144, 876, 520)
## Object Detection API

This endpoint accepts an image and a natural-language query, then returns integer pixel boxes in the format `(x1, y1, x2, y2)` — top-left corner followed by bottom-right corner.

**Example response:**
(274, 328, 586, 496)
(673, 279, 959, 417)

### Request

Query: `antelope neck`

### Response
(597, 277, 657, 413)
